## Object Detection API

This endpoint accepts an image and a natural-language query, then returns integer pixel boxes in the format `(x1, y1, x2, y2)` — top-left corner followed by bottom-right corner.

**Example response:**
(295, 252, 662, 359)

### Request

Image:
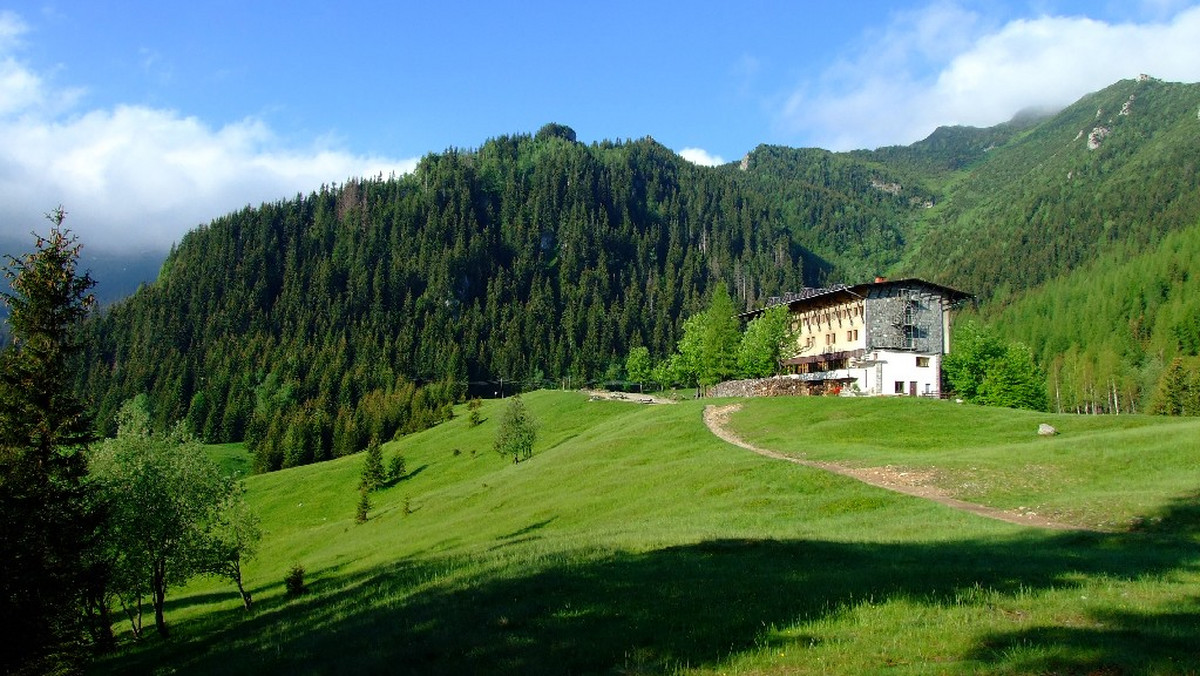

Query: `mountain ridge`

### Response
(70, 78, 1200, 466)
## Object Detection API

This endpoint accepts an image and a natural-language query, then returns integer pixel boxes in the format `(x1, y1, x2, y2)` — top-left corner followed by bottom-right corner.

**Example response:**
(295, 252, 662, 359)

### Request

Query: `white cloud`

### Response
(678, 147, 727, 166)
(0, 13, 417, 253)
(778, 3, 1200, 151)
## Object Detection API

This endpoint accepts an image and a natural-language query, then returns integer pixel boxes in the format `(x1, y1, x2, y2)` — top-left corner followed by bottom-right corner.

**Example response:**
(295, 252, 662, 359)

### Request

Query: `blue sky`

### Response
(2, 1, 1199, 252)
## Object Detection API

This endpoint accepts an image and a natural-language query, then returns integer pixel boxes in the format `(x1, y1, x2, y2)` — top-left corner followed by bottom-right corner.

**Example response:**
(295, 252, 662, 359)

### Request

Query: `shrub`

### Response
(285, 565, 307, 596)
(355, 488, 371, 524)
(387, 454, 406, 482)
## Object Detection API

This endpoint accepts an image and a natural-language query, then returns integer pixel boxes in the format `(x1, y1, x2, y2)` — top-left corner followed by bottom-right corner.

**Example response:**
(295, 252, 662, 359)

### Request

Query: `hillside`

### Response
(906, 77, 1200, 298)
(92, 392, 1200, 674)
(71, 79, 1200, 464)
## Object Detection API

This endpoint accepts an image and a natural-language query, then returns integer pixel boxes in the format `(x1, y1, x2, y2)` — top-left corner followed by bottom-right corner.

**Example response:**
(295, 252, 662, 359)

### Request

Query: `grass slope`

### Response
(95, 392, 1200, 675)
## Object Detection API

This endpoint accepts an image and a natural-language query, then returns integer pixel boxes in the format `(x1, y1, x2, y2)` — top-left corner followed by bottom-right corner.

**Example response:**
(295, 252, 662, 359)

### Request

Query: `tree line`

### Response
(77, 126, 898, 470)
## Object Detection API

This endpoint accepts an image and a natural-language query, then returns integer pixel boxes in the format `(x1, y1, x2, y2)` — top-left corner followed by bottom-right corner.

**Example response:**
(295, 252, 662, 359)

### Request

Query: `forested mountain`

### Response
(907, 77, 1200, 299)
(75, 126, 831, 470)
(73, 78, 1200, 470)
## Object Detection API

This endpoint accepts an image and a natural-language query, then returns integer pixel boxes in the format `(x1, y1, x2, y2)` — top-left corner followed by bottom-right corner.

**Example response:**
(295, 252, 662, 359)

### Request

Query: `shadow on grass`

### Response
(382, 464, 428, 489)
(97, 500, 1200, 675)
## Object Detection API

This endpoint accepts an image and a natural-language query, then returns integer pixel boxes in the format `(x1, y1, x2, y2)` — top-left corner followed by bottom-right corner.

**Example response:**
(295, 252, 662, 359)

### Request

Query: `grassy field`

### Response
(92, 392, 1200, 675)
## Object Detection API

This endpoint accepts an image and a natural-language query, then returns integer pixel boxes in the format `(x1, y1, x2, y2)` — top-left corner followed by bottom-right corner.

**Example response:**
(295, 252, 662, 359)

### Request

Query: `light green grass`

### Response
(725, 396, 1200, 530)
(92, 392, 1200, 675)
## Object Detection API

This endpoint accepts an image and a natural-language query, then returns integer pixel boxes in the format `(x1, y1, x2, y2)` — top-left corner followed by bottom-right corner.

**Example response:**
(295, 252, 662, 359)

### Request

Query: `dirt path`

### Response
(704, 403, 1092, 532)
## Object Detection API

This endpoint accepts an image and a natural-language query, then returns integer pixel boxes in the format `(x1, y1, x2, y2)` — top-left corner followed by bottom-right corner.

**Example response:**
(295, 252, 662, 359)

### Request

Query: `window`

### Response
(894, 381, 904, 394)
(916, 356, 930, 367)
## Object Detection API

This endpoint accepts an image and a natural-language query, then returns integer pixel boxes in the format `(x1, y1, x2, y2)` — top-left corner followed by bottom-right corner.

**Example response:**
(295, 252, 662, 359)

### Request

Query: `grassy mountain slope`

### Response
(94, 392, 1200, 675)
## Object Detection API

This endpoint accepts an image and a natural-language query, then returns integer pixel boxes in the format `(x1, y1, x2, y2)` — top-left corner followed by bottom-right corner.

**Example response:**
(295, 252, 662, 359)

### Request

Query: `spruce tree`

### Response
(360, 437, 384, 492)
(0, 212, 100, 671)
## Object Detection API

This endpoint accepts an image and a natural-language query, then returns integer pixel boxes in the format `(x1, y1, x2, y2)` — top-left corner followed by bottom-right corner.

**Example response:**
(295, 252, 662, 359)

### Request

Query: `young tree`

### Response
(698, 284, 742, 387)
(89, 398, 255, 637)
(355, 487, 371, 524)
(1149, 357, 1199, 416)
(667, 284, 744, 394)
(360, 436, 384, 492)
(197, 484, 261, 610)
(625, 346, 652, 393)
(387, 453, 407, 483)
(737, 305, 794, 378)
(493, 394, 537, 462)
(467, 397, 484, 426)
(0, 214, 100, 671)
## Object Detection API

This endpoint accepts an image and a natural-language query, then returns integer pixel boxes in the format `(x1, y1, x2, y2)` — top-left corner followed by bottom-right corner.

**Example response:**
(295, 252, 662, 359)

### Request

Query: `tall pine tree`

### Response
(0, 211, 100, 672)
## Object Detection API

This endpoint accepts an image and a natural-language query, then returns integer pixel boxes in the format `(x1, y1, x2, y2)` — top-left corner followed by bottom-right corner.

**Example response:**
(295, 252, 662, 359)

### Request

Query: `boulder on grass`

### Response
(1037, 423, 1058, 437)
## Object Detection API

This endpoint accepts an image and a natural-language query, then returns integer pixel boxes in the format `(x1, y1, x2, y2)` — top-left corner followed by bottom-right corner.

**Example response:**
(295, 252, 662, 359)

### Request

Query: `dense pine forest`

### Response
(72, 78, 1200, 471)
(75, 125, 843, 471)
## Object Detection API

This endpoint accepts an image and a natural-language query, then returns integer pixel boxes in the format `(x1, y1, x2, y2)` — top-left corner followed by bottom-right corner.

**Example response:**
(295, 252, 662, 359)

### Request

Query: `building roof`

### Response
(739, 277, 973, 320)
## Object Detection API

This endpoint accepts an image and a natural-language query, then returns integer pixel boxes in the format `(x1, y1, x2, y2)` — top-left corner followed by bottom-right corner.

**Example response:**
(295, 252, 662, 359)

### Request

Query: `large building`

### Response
(743, 278, 971, 397)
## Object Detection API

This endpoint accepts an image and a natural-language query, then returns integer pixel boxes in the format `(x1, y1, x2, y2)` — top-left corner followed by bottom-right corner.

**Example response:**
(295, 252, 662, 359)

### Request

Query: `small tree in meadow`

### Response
(468, 397, 484, 426)
(493, 394, 537, 462)
(285, 565, 306, 596)
(355, 487, 371, 524)
(625, 346, 652, 393)
(360, 437, 384, 492)
(387, 453, 406, 483)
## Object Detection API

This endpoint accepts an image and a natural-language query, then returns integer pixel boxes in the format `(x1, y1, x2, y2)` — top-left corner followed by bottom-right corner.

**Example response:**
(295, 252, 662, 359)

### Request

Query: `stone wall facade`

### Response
(863, 285, 947, 354)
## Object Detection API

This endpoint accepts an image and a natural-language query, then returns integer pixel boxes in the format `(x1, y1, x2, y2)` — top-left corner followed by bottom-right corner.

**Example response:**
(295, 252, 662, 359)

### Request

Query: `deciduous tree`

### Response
(493, 394, 537, 462)
(90, 398, 258, 637)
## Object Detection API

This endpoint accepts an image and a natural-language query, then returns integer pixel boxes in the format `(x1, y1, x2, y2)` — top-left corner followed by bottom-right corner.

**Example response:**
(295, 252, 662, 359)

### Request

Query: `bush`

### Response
(285, 565, 307, 596)
(387, 454, 406, 482)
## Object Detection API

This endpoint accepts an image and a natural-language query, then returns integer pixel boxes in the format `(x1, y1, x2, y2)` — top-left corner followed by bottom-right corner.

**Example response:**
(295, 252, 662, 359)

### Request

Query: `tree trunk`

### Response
(153, 561, 169, 638)
(232, 561, 252, 610)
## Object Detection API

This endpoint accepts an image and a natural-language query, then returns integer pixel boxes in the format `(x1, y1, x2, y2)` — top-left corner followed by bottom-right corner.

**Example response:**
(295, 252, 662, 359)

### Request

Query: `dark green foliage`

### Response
(69, 79, 1200, 444)
(467, 398, 483, 427)
(75, 135, 817, 471)
(494, 394, 537, 462)
(355, 488, 371, 524)
(285, 565, 307, 596)
(0, 215, 100, 672)
(387, 453, 406, 483)
(1149, 357, 1200, 416)
(360, 437, 384, 492)
(534, 122, 578, 144)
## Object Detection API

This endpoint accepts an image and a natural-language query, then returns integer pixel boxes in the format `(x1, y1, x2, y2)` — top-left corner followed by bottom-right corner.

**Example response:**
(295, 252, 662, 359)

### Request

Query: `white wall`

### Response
(850, 350, 941, 396)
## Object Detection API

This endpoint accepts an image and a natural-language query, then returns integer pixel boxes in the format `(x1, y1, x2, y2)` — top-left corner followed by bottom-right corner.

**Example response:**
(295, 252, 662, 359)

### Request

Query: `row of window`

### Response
(805, 328, 863, 348)
(800, 304, 864, 329)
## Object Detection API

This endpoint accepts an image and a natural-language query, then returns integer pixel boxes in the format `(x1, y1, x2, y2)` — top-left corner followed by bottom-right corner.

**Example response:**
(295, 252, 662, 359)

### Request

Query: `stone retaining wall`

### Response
(709, 375, 825, 398)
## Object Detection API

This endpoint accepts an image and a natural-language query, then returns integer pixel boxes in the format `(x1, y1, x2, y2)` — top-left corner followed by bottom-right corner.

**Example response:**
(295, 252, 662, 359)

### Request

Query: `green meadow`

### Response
(93, 392, 1200, 675)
